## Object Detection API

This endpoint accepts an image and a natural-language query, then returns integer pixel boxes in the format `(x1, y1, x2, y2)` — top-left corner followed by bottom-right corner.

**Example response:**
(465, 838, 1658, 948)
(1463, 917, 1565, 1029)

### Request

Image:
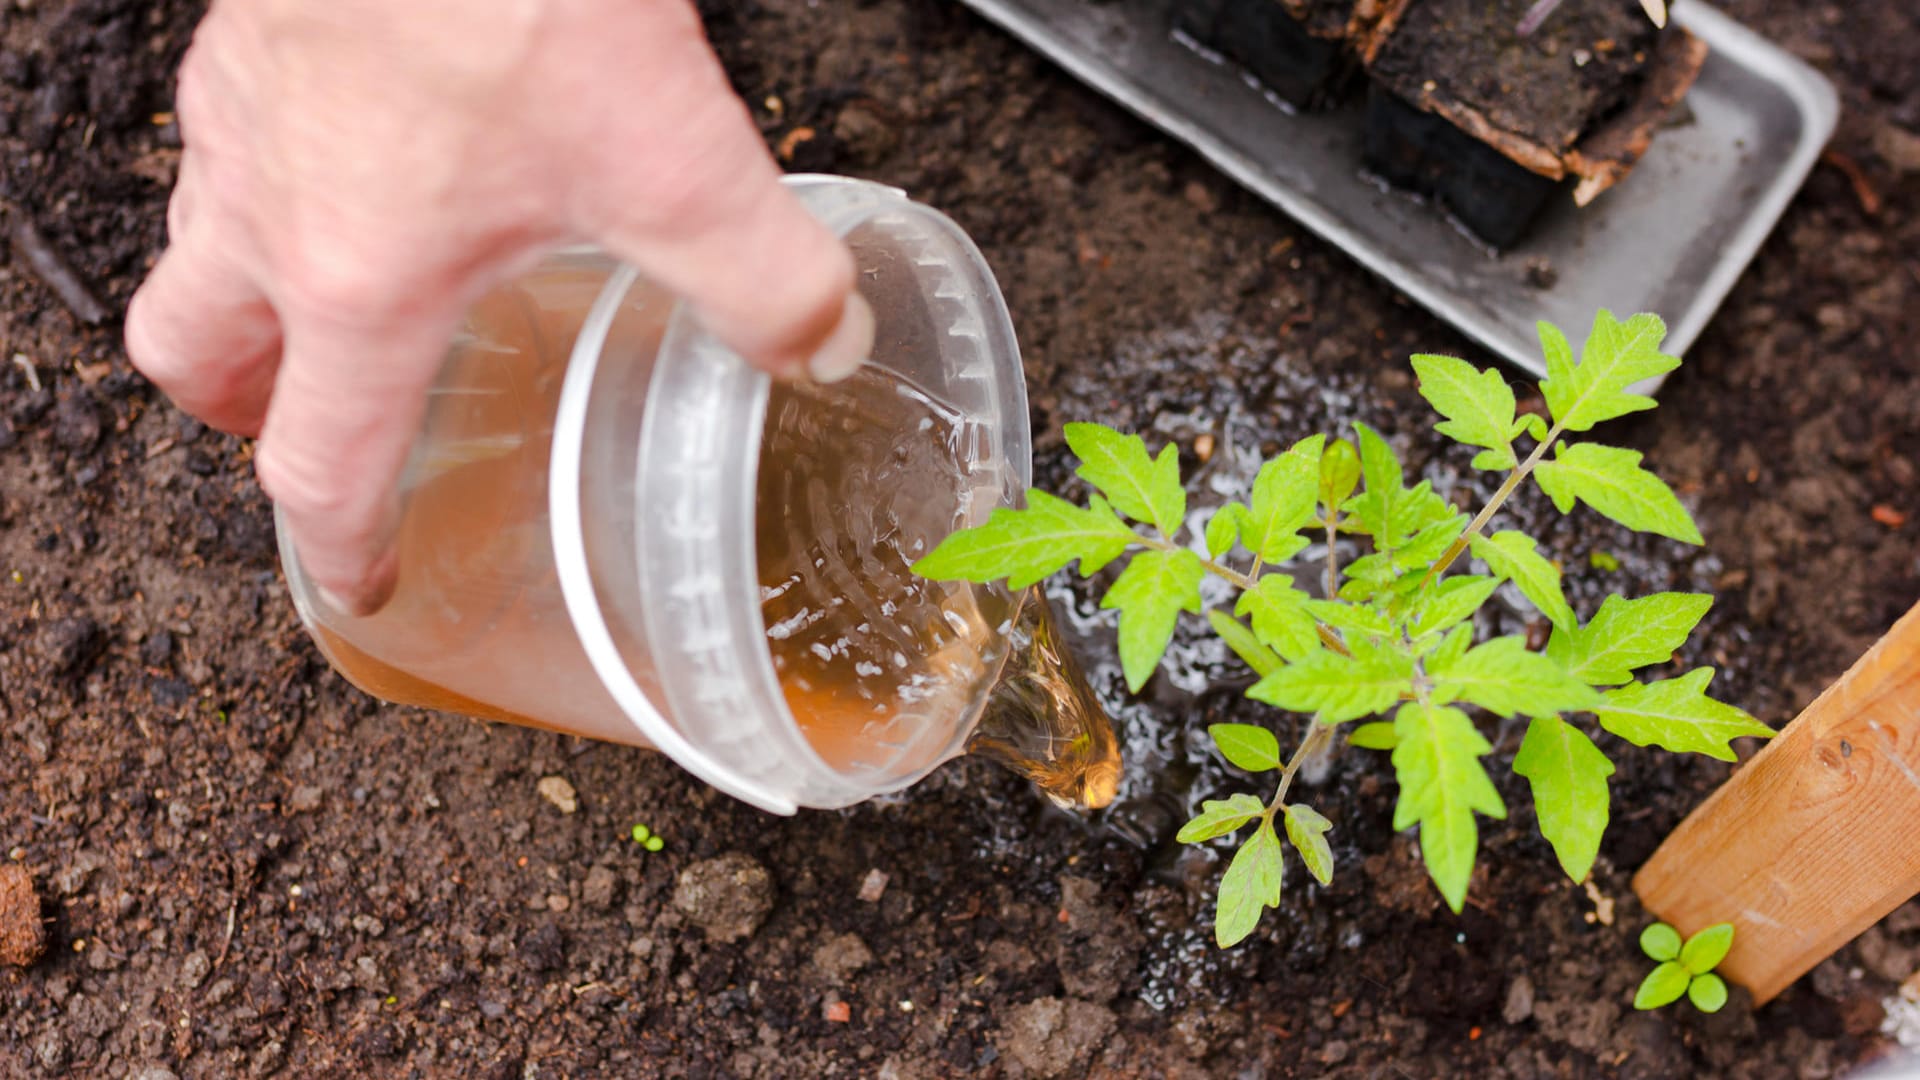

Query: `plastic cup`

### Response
(277, 176, 1030, 813)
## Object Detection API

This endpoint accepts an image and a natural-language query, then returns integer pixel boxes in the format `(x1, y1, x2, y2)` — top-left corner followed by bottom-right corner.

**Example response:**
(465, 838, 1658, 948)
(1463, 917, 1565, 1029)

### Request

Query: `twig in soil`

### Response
(10, 353, 41, 392)
(214, 855, 256, 970)
(6, 212, 109, 325)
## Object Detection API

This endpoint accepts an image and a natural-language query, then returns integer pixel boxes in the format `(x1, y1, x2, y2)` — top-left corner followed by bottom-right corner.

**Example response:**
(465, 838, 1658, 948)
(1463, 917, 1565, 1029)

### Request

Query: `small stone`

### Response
(288, 786, 324, 814)
(857, 868, 889, 903)
(582, 866, 619, 910)
(1319, 1039, 1350, 1065)
(812, 932, 873, 984)
(0, 863, 47, 966)
(673, 853, 775, 943)
(1875, 122, 1920, 174)
(998, 997, 1117, 1078)
(824, 1000, 852, 1023)
(546, 893, 571, 913)
(180, 950, 211, 989)
(536, 776, 578, 814)
(1503, 973, 1536, 1024)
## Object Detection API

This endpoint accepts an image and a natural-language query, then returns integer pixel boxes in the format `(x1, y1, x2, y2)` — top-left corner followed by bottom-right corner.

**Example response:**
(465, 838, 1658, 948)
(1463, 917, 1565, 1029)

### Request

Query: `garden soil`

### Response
(3, 0, 1919, 1075)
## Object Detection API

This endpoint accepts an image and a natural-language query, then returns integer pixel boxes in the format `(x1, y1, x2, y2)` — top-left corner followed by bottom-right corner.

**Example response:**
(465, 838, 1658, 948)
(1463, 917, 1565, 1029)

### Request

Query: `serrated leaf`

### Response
(1208, 610, 1281, 677)
(1413, 353, 1518, 470)
(1534, 442, 1703, 545)
(1100, 548, 1206, 692)
(1209, 723, 1282, 772)
(1235, 575, 1321, 662)
(1215, 822, 1283, 948)
(1681, 923, 1734, 974)
(1176, 793, 1268, 843)
(1386, 482, 1456, 551)
(1284, 804, 1335, 886)
(1320, 437, 1361, 514)
(1242, 435, 1326, 563)
(1513, 715, 1613, 883)
(1470, 531, 1576, 633)
(1539, 319, 1576, 406)
(1302, 599, 1394, 639)
(1428, 635, 1603, 718)
(1593, 668, 1772, 761)
(1539, 311, 1681, 433)
(1205, 503, 1244, 559)
(1640, 923, 1682, 962)
(1344, 423, 1404, 540)
(1431, 624, 1473, 668)
(914, 491, 1139, 589)
(1391, 702, 1505, 913)
(1250, 642, 1412, 724)
(1410, 574, 1500, 637)
(1546, 593, 1712, 685)
(1066, 422, 1186, 536)
(1349, 721, 1397, 750)
(1635, 961, 1691, 1010)
(1688, 973, 1728, 1013)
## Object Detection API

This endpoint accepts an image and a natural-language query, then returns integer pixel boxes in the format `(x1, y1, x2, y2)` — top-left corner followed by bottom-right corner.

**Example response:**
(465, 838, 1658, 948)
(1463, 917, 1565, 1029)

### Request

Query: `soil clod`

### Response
(535, 775, 578, 814)
(673, 853, 775, 943)
(998, 996, 1117, 1077)
(0, 862, 47, 967)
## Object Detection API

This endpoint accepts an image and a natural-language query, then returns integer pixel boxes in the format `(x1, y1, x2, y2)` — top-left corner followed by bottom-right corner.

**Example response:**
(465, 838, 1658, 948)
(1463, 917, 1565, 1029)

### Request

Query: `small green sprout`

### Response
(1635, 921, 1733, 1012)
(1588, 550, 1621, 572)
(630, 823, 665, 852)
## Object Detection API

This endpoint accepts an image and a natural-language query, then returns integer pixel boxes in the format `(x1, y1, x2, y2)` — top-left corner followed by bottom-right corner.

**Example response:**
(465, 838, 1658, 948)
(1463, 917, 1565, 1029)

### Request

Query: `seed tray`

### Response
(957, 0, 1839, 386)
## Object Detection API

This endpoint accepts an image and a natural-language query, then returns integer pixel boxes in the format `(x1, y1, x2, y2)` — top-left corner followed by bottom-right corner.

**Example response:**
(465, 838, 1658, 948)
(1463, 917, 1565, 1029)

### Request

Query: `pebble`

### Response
(582, 866, 619, 910)
(536, 776, 578, 815)
(1504, 973, 1536, 1024)
(673, 853, 775, 943)
(857, 868, 889, 903)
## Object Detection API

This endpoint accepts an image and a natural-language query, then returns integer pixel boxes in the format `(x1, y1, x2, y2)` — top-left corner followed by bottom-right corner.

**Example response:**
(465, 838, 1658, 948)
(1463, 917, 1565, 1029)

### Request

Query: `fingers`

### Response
(572, 23, 871, 384)
(252, 303, 460, 616)
(125, 157, 284, 436)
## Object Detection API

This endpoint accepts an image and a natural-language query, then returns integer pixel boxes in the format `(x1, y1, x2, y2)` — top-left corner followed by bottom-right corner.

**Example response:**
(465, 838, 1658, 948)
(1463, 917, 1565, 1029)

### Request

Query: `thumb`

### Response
(569, 29, 872, 383)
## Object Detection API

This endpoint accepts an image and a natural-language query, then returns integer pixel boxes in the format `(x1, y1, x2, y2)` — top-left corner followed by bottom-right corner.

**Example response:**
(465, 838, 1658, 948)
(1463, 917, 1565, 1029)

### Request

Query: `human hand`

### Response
(125, 0, 873, 614)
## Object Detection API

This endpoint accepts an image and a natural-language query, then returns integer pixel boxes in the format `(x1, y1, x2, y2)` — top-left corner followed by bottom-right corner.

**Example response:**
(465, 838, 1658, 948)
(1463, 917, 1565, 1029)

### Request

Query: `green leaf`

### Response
(1412, 353, 1518, 470)
(1065, 422, 1187, 536)
(1409, 574, 1501, 637)
(1430, 624, 1473, 668)
(1533, 442, 1703, 545)
(1688, 973, 1728, 1013)
(1207, 610, 1281, 677)
(1539, 311, 1681, 433)
(1635, 961, 1691, 1010)
(1593, 668, 1773, 761)
(1680, 923, 1735, 974)
(1386, 483, 1456, 552)
(1349, 721, 1398, 750)
(1470, 531, 1575, 633)
(1302, 599, 1394, 639)
(1640, 922, 1683, 962)
(1546, 593, 1713, 686)
(1100, 549, 1206, 692)
(1344, 423, 1404, 540)
(1209, 723, 1282, 772)
(1514, 412, 1550, 442)
(1391, 702, 1505, 913)
(913, 491, 1140, 589)
(1235, 575, 1321, 662)
(1513, 715, 1613, 883)
(1538, 320, 1576, 409)
(1205, 504, 1243, 559)
(1320, 437, 1361, 515)
(1176, 793, 1268, 843)
(1215, 822, 1283, 948)
(1248, 641, 1413, 724)
(1284, 804, 1335, 886)
(1241, 435, 1326, 562)
(1346, 511, 1467, 590)
(1428, 635, 1603, 719)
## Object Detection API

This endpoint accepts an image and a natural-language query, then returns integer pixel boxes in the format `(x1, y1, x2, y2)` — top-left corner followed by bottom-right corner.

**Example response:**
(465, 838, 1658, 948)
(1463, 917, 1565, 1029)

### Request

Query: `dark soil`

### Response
(4, 0, 1920, 1076)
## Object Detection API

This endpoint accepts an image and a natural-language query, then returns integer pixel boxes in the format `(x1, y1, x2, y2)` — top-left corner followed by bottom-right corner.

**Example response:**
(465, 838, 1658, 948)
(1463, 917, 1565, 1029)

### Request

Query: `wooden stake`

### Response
(1634, 600, 1920, 1005)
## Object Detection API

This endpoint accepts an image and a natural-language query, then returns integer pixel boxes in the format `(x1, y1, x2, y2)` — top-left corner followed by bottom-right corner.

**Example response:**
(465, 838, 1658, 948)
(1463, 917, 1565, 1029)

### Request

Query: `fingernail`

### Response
(806, 293, 874, 384)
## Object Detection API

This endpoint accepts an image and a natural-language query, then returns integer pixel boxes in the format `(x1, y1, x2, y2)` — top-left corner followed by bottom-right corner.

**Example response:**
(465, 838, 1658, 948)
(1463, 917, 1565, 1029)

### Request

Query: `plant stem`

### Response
(1323, 516, 1340, 601)
(1270, 723, 1335, 812)
(1417, 421, 1564, 591)
(1142, 536, 1353, 657)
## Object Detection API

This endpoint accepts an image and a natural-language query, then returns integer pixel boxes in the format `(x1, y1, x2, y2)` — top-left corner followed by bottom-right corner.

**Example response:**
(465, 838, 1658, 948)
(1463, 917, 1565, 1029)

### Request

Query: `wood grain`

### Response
(1633, 600, 1920, 1004)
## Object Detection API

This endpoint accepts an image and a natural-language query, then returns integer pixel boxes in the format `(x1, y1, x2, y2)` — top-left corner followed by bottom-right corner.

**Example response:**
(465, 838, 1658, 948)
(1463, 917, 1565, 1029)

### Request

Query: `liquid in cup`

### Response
(284, 236, 1120, 809)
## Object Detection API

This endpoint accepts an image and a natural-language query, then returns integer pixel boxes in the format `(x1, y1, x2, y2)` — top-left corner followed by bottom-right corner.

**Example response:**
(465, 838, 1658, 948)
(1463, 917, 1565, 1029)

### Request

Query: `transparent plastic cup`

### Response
(277, 175, 1030, 814)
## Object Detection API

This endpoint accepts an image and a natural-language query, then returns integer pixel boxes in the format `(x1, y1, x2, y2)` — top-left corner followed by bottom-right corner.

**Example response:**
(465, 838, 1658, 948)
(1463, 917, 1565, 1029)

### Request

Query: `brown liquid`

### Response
(313, 255, 1121, 807)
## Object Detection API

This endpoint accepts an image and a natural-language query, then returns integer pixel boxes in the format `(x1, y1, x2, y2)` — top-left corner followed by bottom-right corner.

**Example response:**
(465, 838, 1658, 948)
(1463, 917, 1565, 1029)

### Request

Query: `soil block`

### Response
(1175, 0, 1408, 109)
(1364, 0, 1708, 247)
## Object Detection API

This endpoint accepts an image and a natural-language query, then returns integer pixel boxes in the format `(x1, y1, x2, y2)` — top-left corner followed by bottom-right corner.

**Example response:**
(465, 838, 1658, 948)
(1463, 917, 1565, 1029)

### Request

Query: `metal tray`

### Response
(955, 0, 1839, 382)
